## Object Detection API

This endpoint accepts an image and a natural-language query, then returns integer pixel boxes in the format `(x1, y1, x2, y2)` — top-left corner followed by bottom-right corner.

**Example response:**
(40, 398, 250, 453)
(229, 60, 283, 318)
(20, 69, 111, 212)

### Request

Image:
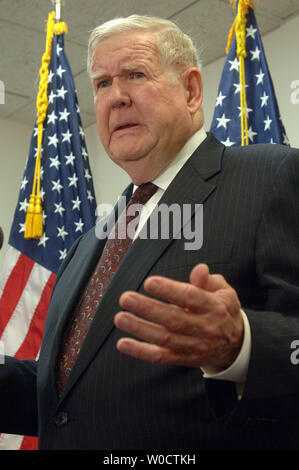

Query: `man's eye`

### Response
(96, 80, 110, 89)
(130, 72, 145, 79)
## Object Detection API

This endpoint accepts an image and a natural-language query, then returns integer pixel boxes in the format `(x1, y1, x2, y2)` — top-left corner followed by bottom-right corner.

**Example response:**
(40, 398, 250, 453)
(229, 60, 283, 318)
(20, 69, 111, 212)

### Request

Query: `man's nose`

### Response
(108, 78, 131, 108)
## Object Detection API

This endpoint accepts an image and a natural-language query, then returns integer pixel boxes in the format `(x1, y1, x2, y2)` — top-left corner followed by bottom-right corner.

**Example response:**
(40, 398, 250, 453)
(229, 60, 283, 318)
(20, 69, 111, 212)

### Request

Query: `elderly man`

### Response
(0, 15, 298, 451)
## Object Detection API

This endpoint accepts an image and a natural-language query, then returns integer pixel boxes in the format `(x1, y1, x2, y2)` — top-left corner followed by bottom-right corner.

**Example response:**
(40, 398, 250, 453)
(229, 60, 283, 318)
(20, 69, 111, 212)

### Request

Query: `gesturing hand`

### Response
(114, 264, 244, 369)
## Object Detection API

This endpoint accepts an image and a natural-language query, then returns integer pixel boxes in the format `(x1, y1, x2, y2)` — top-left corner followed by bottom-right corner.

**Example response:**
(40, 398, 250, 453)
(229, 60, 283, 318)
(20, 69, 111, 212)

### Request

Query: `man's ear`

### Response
(181, 67, 203, 115)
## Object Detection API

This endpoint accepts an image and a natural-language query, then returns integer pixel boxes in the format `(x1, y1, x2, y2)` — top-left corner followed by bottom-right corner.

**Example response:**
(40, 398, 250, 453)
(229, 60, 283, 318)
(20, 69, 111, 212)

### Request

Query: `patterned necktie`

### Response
(56, 182, 158, 396)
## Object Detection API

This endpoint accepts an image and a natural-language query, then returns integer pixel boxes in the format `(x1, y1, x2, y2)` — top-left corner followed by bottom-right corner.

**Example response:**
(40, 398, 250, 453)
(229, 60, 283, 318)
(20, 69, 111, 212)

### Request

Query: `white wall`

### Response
(0, 14, 298, 273)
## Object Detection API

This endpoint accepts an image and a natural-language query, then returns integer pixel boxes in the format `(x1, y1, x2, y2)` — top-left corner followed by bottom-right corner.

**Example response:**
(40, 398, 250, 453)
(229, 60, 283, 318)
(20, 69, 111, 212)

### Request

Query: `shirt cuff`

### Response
(201, 309, 251, 398)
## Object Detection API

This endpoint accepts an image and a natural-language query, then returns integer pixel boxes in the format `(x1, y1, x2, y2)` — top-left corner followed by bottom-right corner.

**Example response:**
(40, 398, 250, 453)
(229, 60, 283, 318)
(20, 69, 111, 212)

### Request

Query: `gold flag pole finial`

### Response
(225, 0, 256, 146)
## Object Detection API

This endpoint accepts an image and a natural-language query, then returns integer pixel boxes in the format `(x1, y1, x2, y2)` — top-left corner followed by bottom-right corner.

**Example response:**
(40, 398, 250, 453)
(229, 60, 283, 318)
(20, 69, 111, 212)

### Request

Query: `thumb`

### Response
(190, 264, 228, 292)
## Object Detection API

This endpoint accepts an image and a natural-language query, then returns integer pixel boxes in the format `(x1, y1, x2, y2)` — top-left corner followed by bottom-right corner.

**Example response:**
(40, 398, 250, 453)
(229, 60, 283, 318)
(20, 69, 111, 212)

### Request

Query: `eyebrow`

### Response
(90, 63, 145, 82)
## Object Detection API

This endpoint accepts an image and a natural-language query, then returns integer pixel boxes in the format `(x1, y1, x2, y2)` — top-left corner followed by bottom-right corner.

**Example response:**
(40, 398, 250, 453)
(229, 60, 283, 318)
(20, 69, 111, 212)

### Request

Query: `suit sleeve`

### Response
(206, 147, 299, 431)
(0, 358, 38, 436)
(242, 146, 299, 410)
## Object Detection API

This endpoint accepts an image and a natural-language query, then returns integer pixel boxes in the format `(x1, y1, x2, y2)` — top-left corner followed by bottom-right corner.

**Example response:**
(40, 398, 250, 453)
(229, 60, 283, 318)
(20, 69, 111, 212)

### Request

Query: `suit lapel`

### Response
(58, 133, 224, 402)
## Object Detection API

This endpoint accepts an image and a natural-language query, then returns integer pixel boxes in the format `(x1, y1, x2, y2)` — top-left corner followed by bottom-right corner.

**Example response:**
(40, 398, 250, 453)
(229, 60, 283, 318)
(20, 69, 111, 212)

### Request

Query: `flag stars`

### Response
(247, 126, 258, 142)
(216, 91, 226, 107)
(68, 173, 79, 188)
(221, 137, 235, 147)
(48, 90, 56, 105)
(54, 202, 65, 216)
(87, 190, 94, 202)
(18, 222, 25, 234)
(264, 116, 272, 131)
(246, 24, 257, 39)
(75, 219, 84, 232)
(39, 188, 45, 200)
(48, 110, 58, 125)
(81, 147, 88, 159)
(19, 198, 29, 212)
(38, 233, 49, 247)
(56, 43, 63, 56)
(228, 58, 240, 72)
(216, 113, 231, 129)
(56, 64, 66, 78)
(238, 106, 253, 118)
(72, 196, 81, 210)
(59, 249, 67, 261)
(255, 68, 265, 85)
(48, 133, 59, 148)
(59, 108, 70, 122)
(250, 46, 261, 62)
(48, 70, 55, 83)
(20, 176, 28, 191)
(49, 155, 61, 170)
(57, 226, 68, 240)
(260, 91, 269, 107)
(84, 168, 92, 181)
(233, 82, 249, 95)
(52, 179, 63, 194)
(62, 129, 72, 143)
(65, 152, 76, 166)
(56, 86, 68, 100)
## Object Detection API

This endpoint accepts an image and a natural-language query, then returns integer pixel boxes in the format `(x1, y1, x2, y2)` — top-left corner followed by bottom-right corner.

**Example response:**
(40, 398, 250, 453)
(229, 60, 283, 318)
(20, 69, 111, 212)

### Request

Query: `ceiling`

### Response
(1, 0, 299, 128)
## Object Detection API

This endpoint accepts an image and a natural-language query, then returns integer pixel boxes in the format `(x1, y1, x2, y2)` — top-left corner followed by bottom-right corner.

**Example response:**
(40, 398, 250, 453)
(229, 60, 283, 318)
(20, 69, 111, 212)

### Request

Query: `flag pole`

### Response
(52, 0, 65, 22)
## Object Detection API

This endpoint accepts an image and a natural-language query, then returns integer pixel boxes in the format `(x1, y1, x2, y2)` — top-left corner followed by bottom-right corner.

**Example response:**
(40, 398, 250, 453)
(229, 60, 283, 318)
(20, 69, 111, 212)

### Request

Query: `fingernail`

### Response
(119, 315, 130, 328)
(123, 294, 137, 309)
(148, 279, 159, 292)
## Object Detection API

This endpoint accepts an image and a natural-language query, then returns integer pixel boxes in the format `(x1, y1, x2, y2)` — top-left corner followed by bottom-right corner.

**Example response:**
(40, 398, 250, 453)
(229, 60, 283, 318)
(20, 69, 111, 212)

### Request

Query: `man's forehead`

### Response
(91, 32, 160, 72)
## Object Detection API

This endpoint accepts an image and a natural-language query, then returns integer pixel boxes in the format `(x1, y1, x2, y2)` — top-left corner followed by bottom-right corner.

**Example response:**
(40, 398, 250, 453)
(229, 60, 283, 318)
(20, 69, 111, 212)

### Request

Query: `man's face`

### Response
(91, 31, 195, 184)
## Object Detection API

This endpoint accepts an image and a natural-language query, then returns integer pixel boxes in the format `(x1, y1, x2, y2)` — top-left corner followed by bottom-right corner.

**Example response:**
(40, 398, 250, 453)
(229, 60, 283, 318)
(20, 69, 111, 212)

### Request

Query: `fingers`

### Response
(114, 309, 213, 353)
(117, 286, 220, 337)
(142, 271, 219, 314)
(116, 338, 196, 366)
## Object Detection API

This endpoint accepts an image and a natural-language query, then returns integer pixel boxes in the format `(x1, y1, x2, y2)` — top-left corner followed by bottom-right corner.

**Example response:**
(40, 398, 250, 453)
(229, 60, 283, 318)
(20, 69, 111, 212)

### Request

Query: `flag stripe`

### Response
(0, 245, 22, 297)
(0, 434, 24, 450)
(1, 259, 53, 357)
(0, 253, 34, 336)
(19, 435, 38, 450)
(15, 272, 56, 360)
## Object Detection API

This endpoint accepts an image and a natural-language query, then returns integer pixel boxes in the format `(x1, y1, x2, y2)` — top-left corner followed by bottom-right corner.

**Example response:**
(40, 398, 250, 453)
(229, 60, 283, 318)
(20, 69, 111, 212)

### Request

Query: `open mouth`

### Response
(115, 124, 139, 131)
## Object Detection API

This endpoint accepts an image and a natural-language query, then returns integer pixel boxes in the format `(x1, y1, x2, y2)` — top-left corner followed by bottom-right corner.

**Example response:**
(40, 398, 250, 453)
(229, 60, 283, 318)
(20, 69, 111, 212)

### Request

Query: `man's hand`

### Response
(114, 264, 244, 369)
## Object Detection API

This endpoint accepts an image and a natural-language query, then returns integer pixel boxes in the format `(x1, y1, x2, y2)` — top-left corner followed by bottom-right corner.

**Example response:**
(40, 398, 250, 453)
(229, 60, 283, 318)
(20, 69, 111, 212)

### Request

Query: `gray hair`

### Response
(87, 15, 201, 77)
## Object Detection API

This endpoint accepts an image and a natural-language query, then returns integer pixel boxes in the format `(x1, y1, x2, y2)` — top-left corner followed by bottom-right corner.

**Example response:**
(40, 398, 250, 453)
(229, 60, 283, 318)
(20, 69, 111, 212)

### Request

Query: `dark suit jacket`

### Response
(1, 133, 299, 450)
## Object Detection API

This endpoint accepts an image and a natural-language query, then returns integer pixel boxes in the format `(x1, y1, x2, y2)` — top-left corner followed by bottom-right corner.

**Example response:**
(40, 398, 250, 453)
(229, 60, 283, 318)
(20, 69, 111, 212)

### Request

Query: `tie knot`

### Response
(129, 182, 158, 206)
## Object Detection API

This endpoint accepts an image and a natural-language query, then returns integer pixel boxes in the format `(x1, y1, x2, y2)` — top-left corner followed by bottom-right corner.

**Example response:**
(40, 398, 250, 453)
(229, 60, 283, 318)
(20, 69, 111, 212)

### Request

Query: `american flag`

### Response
(210, 5, 289, 146)
(0, 27, 97, 450)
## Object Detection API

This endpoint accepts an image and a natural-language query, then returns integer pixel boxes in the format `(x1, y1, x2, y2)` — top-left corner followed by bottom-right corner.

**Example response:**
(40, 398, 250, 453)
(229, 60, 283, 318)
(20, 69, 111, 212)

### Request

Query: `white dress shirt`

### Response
(132, 128, 251, 398)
